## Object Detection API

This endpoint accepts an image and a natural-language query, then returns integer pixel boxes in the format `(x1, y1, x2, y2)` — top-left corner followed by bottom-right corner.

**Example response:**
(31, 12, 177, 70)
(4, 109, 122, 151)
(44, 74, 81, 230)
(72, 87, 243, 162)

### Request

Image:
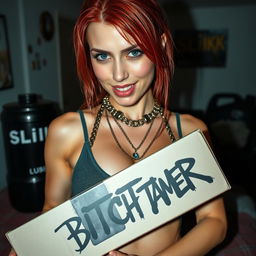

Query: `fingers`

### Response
(107, 251, 126, 256)
(107, 251, 137, 256)
(9, 248, 17, 256)
(107, 251, 119, 256)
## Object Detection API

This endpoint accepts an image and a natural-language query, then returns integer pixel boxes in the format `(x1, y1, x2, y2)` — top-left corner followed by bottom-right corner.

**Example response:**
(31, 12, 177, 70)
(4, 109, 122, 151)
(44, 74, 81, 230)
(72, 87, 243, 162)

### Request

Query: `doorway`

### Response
(58, 16, 83, 112)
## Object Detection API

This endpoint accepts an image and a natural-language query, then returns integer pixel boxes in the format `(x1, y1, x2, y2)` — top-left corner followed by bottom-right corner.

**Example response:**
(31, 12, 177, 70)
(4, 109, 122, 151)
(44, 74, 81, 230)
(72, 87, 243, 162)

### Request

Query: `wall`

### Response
(165, 4, 256, 111)
(0, 0, 82, 190)
(1, 0, 27, 190)
(1, 1, 255, 190)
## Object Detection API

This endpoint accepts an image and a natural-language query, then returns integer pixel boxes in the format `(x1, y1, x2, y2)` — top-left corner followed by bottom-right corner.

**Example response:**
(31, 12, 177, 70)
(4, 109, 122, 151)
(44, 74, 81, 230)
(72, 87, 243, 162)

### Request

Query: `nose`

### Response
(112, 59, 128, 82)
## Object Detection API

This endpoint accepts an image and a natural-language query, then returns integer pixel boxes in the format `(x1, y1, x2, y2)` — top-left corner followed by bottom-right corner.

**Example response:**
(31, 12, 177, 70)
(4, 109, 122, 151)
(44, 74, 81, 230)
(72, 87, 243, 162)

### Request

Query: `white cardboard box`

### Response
(6, 130, 230, 256)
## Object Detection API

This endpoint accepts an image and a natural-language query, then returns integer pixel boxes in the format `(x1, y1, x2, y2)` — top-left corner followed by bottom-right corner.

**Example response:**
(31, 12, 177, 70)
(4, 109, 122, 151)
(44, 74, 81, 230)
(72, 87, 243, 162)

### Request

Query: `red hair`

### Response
(73, 0, 174, 110)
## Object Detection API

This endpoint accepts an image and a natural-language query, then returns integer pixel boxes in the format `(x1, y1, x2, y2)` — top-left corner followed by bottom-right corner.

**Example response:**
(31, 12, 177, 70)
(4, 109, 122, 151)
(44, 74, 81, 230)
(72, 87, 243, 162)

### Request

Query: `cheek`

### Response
(130, 59, 155, 78)
(91, 62, 110, 82)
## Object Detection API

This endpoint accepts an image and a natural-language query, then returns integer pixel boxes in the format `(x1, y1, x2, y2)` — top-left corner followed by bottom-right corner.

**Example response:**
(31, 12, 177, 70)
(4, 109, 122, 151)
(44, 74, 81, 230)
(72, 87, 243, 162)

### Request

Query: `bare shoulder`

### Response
(46, 108, 98, 149)
(179, 114, 208, 136)
(45, 111, 85, 156)
(47, 112, 82, 140)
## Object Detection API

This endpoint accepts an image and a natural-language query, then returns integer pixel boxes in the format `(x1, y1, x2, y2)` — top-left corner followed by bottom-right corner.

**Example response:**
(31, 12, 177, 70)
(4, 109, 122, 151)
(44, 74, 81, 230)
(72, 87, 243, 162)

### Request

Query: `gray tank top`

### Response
(71, 110, 182, 196)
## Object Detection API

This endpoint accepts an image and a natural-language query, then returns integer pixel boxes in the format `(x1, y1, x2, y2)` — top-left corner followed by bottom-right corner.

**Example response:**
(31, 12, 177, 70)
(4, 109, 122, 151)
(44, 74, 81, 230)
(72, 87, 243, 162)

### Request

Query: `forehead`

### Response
(86, 22, 135, 49)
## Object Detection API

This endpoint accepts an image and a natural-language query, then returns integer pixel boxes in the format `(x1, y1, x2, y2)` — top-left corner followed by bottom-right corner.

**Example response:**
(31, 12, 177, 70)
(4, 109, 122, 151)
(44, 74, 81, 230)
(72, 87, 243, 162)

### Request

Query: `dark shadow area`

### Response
(58, 16, 83, 112)
(161, 2, 197, 111)
(205, 93, 256, 200)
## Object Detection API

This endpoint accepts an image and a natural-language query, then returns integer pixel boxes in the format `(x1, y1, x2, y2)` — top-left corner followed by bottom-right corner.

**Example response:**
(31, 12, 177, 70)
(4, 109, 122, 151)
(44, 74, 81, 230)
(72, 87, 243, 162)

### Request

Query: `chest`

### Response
(90, 118, 177, 176)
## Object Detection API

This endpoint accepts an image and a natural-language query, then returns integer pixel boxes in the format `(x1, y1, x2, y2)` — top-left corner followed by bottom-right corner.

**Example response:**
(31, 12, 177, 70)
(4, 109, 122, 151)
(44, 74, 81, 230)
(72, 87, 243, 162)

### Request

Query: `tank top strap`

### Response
(175, 112, 183, 138)
(78, 110, 89, 142)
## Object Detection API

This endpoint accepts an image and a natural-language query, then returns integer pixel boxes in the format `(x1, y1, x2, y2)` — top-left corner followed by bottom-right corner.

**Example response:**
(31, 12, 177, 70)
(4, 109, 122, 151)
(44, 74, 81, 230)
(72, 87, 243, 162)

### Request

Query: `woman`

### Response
(10, 0, 227, 255)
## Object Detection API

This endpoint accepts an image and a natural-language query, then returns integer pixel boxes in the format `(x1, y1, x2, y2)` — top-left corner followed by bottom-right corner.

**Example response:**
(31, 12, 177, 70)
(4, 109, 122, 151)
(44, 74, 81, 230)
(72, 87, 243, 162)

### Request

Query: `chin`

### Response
(115, 96, 143, 108)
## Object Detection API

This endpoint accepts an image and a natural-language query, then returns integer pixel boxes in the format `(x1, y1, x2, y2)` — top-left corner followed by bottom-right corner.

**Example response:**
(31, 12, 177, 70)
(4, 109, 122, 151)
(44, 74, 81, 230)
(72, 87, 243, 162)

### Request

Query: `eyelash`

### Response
(93, 53, 109, 62)
(92, 49, 144, 62)
(127, 49, 143, 58)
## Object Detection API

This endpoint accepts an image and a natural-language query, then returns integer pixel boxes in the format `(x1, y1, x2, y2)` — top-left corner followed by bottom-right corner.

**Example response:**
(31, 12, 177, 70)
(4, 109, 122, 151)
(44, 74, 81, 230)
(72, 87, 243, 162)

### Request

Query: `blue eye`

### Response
(94, 53, 109, 61)
(128, 49, 143, 57)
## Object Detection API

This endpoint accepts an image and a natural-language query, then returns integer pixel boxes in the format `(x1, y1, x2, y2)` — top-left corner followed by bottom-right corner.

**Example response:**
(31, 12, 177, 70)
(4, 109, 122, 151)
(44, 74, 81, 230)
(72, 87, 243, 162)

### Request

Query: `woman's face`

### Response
(86, 22, 155, 107)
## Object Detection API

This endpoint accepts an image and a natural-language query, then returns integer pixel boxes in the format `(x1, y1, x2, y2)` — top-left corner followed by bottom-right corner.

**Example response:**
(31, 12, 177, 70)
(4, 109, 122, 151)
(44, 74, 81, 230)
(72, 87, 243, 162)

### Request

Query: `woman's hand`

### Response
(107, 251, 137, 256)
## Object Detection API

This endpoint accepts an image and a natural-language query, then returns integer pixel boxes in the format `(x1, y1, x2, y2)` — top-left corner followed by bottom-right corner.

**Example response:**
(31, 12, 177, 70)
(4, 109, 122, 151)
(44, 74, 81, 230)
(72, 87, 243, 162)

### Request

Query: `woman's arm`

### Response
(42, 113, 75, 212)
(8, 113, 77, 256)
(107, 115, 227, 256)
(155, 197, 227, 256)
(154, 115, 227, 256)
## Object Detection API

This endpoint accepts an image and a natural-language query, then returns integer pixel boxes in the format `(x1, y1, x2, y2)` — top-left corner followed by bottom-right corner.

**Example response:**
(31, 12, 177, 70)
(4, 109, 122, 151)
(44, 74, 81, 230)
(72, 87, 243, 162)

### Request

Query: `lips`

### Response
(112, 83, 136, 97)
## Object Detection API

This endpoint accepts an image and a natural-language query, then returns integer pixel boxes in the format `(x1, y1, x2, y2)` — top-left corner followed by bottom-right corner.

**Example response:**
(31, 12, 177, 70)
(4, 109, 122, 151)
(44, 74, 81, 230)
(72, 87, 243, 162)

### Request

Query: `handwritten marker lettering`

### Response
(54, 157, 214, 253)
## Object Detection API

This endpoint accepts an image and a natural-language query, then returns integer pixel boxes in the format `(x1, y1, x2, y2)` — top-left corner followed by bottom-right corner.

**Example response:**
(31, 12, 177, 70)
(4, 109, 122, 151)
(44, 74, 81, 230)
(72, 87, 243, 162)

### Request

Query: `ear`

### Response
(161, 33, 167, 49)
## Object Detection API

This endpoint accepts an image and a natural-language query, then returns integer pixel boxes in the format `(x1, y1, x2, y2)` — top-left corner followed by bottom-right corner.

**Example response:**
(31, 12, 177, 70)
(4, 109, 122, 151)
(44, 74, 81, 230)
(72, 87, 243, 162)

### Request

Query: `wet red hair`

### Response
(73, 0, 174, 109)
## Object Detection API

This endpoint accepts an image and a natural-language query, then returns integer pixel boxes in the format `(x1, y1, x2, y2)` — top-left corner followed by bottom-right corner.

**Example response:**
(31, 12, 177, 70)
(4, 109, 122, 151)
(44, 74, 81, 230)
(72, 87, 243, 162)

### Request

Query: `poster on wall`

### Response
(0, 15, 13, 90)
(174, 29, 228, 67)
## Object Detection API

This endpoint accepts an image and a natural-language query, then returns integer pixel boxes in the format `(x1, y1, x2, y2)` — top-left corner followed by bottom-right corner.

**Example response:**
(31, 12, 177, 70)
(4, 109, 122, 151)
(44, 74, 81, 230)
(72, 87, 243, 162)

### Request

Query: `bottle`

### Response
(1, 94, 60, 212)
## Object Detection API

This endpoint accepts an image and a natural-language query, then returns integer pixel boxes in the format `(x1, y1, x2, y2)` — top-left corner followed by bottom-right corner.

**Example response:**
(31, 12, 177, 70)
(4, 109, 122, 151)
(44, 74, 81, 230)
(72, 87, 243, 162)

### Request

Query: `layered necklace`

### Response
(89, 95, 176, 160)
(103, 96, 162, 127)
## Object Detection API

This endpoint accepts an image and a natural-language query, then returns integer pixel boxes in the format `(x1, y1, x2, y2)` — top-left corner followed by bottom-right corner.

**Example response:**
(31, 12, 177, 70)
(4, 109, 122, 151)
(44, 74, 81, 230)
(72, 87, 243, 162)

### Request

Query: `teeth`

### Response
(115, 85, 132, 91)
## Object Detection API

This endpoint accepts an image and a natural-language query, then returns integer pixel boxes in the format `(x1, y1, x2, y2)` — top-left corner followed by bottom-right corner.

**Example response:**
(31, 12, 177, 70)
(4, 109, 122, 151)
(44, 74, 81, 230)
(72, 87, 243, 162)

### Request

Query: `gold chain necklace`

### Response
(103, 95, 161, 127)
(159, 111, 176, 143)
(89, 103, 105, 147)
(89, 96, 176, 149)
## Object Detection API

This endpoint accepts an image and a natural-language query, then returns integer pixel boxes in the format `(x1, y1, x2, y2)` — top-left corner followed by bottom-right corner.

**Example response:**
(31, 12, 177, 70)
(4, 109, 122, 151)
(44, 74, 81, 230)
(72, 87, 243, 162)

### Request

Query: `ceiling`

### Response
(158, 0, 256, 7)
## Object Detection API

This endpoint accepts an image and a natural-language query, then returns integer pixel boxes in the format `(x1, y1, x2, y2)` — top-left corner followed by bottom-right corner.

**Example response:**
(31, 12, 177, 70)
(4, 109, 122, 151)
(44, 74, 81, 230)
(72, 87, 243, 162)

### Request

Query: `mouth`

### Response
(112, 83, 136, 97)
(114, 85, 133, 92)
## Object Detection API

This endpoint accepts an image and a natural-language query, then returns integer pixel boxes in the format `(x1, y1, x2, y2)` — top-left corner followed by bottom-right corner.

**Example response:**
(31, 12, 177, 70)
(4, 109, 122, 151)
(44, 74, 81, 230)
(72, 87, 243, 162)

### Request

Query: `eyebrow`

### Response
(90, 45, 139, 54)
